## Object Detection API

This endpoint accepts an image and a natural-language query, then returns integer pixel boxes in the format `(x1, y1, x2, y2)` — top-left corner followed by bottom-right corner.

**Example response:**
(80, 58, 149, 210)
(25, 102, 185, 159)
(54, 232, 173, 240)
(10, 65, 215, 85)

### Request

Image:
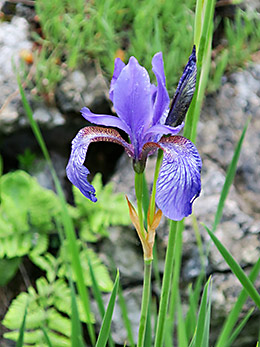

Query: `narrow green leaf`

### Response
(87, 254, 105, 317)
(212, 118, 250, 232)
(185, 284, 198, 340)
(118, 285, 135, 347)
(224, 307, 255, 347)
(0, 154, 2, 203)
(142, 175, 160, 289)
(216, 257, 260, 347)
(16, 305, 27, 347)
(41, 326, 53, 347)
(201, 281, 212, 347)
(154, 220, 179, 347)
(194, 0, 203, 47)
(184, 0, 216, 142)
(144, 303, 152, 347)
(166, 220, 184, 339)
(70, 281, 85, 347)
(204, 225, 260, 310)
(194, 277, 211, 347)
(16, 73, 96, 345)
(96, 271, 120, 347)
(109, 260, 135, 347)
(177, 292, 188, 346)
(87, 254, 115, 347)
(142, 174, 150, 223)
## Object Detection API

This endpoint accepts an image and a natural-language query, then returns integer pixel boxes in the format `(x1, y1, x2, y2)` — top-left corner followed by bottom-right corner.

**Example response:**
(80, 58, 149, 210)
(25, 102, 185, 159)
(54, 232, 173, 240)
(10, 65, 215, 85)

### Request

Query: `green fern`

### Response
(2, 276, 93, 346)
(71, 173, 130, 242)
(30, 243, 113, 292)
(0, 170, 61, 258)
(58, 240, 114, 292)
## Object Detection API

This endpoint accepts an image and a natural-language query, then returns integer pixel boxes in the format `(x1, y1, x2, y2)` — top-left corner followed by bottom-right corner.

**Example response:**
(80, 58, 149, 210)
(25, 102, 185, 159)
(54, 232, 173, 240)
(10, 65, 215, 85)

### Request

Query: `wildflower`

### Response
(66, 47, 201, 221)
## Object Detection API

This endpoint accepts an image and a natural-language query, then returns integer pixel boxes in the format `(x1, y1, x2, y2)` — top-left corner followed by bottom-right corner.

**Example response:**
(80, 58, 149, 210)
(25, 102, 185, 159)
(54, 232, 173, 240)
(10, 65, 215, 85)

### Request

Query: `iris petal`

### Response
(152, 52, 170, 125)
(66, 126, 134, 201)
(155, 136, 201, 220)
(113, 56, 152, 155)
(165, 46, 197, 127)
(109, 58, 126, 102)
(144, 122, 184, 140)
(81, 107, 131, 135)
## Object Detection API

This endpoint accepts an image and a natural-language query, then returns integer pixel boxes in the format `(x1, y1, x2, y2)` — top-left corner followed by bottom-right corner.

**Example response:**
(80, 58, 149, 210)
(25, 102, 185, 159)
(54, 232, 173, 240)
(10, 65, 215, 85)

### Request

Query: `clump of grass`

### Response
(31, 0, 195, 97)
(29, 0, 260, 99)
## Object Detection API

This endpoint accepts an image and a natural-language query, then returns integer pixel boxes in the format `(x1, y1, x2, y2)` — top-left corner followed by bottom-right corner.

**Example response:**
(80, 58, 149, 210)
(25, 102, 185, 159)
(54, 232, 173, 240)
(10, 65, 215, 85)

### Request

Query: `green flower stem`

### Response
(154, 220, 178, 347)
(138, 259, 153, 347)
(135, 172, 146, 240)
(149, 149, 163, 225)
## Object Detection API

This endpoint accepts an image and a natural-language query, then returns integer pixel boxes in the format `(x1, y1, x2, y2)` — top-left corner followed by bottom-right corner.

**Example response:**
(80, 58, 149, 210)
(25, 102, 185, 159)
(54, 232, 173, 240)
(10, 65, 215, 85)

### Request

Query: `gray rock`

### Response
(0, 16, 32, 133)
(56, 66, 109, 114)
(99, 226, 144, 286)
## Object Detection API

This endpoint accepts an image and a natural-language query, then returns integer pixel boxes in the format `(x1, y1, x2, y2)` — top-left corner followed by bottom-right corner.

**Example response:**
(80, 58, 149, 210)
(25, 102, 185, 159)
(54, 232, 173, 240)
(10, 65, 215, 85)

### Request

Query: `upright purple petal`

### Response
(109, 58, 126, 102)
(165, 46, 197, 127)
(113, 56, 152, 156)
(144, 122, 184, 141)
(81, 107, 131, 135)
(155, 135, 201, 220)
(66, 126, 134, 201)
(152, 52, 170, 125)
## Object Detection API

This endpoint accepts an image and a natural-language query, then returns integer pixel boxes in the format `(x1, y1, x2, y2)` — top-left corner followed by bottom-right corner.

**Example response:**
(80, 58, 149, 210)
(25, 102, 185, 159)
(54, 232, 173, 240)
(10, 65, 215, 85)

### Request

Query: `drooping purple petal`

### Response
(165, 46, 197, 127)
(152, 52, 170, 125)
(113, 56, 152, 156)
(66, 126, 134, 201)
(109, 58, 126, 102)
(155, 135, 201, 220)
(81, 107, 131, 135)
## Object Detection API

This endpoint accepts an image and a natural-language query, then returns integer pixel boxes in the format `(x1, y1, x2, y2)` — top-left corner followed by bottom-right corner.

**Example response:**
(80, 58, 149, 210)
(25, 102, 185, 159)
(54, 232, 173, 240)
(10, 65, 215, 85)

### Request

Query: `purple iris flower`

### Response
(66, 47, 201, 221)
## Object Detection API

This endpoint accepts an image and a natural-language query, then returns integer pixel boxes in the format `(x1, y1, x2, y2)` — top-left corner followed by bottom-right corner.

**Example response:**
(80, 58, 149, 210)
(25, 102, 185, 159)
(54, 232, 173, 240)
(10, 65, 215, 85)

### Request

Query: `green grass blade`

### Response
(109, 260, 135, 347)
(184, 0, 216, 142)
(204, 225, 260, 310)
(177, 292, 188, 346)
(16, 305, 27, 347)
(0, 155, 3, 177)
(87, 254, 106, 317)
(194, 277, 211, 347)
(117, 285, 135, 347)
(166, 220, 184, 337)
(194, 0, 203, 47)
(0, 155, 3, 203)
(224, 307, 255, 347)
(96, 271, 120, 347)
(142, 173, 150, 223)
(17, 73, 96, 344)
(70, 281, 85, 347)
(154, 220, 179, 347)
(212, 118, 250, 232)
(201, 281, 212, 347)
(144, 302, 152, 347)
(142, 175, 160, 289)
(216, 256, 260, 347)
(87, 254, 115, 347)
(185, 283, 199, 340)
(41, 327, 53, 347)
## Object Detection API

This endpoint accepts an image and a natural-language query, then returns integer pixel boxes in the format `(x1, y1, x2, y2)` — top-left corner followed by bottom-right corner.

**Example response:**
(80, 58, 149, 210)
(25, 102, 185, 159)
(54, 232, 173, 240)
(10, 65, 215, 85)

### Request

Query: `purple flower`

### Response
(66, 47, 201, 221)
